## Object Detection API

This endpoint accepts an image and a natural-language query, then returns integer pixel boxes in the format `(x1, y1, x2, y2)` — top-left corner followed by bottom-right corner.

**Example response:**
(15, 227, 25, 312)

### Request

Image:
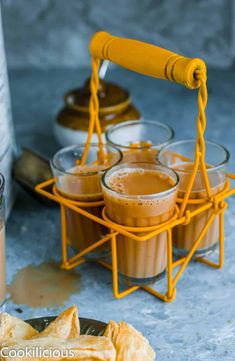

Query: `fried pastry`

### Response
(0, 307, 155, 360)
(0, 335, 116, 360)
(35, 305, 80, 339)
(0, 313, 38, 341)
(104, 320, 155, 361)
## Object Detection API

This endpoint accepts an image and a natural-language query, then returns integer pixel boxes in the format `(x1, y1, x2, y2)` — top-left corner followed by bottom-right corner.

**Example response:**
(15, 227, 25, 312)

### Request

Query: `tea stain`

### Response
(7, 262, 81, 308)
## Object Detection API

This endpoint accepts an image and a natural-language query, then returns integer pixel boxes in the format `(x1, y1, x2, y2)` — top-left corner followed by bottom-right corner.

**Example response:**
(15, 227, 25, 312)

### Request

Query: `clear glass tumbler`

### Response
(158, 140, 229, 257)
(51, 144, 122, 260)
(105, 120, 174, 163)
(0, 173, 5, 310)
(102, 163, 179, 285)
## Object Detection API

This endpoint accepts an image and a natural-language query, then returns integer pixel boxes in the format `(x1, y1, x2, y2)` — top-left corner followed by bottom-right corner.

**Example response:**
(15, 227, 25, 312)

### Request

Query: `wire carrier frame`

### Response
(36, 32, 235, 302)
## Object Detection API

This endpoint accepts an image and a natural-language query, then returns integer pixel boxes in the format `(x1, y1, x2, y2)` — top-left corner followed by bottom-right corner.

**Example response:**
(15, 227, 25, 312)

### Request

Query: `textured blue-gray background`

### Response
(1, 0, 235, 69)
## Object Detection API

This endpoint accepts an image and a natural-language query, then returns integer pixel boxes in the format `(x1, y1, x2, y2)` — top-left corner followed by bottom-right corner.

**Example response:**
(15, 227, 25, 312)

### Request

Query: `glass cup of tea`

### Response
(102, 162, 179, 285)
(51, 144, 122, 260)
(158, 140, 229, 257)
(0, 174, 5, 310)
(105, 120, 174, 163)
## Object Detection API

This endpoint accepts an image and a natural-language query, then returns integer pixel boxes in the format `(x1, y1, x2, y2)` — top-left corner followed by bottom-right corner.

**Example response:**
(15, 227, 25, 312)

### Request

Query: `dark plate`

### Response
(26, 316, 107, 336)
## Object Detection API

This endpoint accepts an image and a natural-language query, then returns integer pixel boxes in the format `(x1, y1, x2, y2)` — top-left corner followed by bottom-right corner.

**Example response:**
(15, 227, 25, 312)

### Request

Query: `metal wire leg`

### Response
(60, 205, 69, 268)
(166, 229, 176, 301)
(196, 207, 226, 269)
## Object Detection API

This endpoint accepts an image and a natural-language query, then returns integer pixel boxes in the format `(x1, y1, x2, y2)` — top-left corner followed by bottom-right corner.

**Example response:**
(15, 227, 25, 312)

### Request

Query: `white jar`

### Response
(0, 6, 16, 219)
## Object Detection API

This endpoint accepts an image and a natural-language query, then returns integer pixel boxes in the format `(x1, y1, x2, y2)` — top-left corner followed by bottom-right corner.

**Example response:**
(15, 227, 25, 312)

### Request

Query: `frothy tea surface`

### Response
(107, 168, 174, 195)
(172, 162, 225, 194)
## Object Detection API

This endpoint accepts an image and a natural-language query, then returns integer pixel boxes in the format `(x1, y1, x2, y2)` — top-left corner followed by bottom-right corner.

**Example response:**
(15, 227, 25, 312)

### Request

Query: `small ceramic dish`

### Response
(26, 316, 106, 336)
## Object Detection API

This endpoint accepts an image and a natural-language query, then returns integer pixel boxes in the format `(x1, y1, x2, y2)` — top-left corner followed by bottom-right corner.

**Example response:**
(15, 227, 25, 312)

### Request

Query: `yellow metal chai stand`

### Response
(36, 32, 235, 302)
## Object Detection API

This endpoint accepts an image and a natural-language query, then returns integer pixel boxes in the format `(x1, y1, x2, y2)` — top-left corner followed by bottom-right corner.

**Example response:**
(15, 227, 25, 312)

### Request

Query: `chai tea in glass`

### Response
(51, 144, 122, 260)
(102, 163, 178, 285)
(158, 140, 229, 257)
(106, 120, 174, 163)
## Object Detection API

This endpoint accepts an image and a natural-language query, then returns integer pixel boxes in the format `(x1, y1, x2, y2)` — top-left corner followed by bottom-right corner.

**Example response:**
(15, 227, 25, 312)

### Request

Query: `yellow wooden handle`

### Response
(90, 32, 206, 89)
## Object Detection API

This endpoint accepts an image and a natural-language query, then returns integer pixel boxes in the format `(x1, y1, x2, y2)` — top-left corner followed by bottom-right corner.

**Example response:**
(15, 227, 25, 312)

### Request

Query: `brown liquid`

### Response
(121, 148, 158, 163)
(103, 168, 177, 284)
(173, 163, 225, 255)
(7, 263, 80, 308)
(0, 226, 6, 306)
(58, 166, 108, 259)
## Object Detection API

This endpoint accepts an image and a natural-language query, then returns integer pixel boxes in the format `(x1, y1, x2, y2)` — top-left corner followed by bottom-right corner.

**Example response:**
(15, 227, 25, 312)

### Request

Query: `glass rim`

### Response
(102, 162, 179, 199)
(105, 120, 175, 150)
(158, 139, 230, 174)
(0, 174, 4, 195)
(51, 143, 123, 177)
